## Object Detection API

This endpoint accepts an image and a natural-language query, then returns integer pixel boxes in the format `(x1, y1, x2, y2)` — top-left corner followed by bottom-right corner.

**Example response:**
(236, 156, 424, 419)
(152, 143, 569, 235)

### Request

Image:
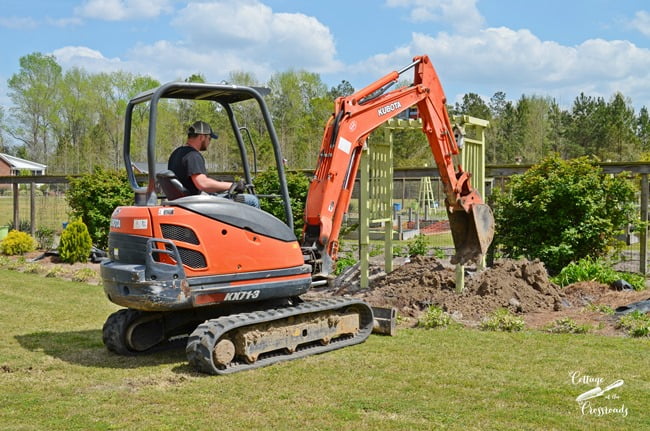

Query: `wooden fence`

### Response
(1, 162, 648, 274)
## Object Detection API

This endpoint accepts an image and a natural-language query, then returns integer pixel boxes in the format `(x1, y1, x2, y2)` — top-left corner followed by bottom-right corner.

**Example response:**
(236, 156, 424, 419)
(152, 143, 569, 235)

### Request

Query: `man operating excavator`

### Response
(168, 120, 260, 207)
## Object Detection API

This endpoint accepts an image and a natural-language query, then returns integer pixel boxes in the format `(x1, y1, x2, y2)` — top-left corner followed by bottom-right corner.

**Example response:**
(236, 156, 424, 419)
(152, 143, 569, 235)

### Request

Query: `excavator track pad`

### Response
(186, 297, 374, 375)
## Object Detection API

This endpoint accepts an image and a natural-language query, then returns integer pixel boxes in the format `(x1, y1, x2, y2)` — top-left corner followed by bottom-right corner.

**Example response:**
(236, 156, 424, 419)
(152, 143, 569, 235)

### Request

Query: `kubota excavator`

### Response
(100, 55, 494, 374)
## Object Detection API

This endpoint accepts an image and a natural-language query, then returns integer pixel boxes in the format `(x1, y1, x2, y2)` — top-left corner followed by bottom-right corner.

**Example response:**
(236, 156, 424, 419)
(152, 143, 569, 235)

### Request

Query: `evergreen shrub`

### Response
(59, 218, 93, 264)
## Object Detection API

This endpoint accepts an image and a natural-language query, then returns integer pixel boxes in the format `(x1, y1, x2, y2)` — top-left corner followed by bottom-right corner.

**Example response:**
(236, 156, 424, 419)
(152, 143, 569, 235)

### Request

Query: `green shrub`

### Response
(35, 226, 55, 250)
(252, 168, 309, 238)
(0, 230, 36, 255)
(618, 311, 650, 337)
(480, 308, 525, 332)
(432, 247, 446, 259)
(418, 306, 453, 329)
(334, 255, 357, 276)
(23, 263, 41, 274)
(584, 303, 615, 315)
(58, 219, 93, 264)
(491, 155, 636, 274)
(552, 257, 645, 290)
(45, 266, 65, 278)
(66, 167, 133, 249)
(407, 234, 429, 257)
(392, 245, 407, 257)
(544, 317, 591, 334)
(72, 267, 98, 283)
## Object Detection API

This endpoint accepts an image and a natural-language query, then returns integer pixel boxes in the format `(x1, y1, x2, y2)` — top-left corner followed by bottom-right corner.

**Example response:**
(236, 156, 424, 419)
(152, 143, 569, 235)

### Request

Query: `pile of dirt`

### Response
(311, 257, 563, 322)
(305, 256, 650, 333)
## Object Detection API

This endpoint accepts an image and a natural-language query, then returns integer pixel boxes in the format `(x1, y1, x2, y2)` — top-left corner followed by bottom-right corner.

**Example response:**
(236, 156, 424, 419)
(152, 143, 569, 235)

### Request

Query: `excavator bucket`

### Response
(448, 204, 495, 265)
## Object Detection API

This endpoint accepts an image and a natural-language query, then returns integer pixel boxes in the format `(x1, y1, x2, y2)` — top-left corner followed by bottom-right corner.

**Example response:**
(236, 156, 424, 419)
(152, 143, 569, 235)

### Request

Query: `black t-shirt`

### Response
(168, 146, 206, 195)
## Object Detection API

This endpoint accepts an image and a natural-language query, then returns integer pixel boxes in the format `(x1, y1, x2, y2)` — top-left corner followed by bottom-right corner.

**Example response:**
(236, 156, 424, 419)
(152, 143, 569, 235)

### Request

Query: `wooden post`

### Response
(359, 145, 370, 289)
(30, 182, 36, 236)
(384, 131, 394, 274)
(12, 183, 19, 229)
(640, 174, 648, 274)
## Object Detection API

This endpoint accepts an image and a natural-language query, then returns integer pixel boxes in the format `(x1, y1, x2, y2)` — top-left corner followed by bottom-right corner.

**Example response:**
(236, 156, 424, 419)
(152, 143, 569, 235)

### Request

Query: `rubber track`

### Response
(185, 297, 374, 375)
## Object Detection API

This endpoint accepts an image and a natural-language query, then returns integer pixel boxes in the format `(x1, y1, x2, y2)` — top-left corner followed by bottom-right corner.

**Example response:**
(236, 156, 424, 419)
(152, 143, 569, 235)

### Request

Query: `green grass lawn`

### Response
(1, 269, 649, 430)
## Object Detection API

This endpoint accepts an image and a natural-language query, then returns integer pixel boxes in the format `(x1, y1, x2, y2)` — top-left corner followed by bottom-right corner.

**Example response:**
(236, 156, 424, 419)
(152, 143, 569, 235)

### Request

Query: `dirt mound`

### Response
(326, 257, 564, 322)
(303, 255, 650, 334)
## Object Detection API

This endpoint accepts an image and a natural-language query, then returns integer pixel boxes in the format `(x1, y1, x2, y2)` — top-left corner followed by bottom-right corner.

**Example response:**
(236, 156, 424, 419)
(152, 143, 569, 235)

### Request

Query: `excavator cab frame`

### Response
(122, 82, 294, 229)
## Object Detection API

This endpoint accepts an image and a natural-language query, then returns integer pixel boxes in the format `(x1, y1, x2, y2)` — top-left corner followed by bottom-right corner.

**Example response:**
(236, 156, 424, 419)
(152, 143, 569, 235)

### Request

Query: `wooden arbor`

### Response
(357, 115, 489, 289)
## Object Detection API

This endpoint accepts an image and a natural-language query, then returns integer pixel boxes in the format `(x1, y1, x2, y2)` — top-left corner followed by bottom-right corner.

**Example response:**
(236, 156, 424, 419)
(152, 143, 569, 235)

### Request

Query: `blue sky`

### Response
(2, 0, 650, 112)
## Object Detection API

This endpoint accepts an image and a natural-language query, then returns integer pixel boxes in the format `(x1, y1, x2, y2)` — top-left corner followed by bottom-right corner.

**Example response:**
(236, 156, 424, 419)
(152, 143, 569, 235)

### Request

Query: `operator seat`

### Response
(156, 169, 189, 200)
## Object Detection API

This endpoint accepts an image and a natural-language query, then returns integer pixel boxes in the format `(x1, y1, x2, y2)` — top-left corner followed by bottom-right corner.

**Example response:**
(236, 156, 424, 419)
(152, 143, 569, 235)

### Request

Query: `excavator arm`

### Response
(302, 55, 494, 276)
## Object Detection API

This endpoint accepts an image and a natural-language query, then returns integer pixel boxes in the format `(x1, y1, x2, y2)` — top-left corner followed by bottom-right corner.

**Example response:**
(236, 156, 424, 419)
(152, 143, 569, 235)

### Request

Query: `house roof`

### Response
(0, 153, 47, 171)
(132, 162, 168, 174)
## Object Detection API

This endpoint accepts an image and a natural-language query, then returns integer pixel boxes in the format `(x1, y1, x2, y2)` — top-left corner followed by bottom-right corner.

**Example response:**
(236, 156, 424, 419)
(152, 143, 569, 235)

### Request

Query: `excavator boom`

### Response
(302, 55, 494, 272)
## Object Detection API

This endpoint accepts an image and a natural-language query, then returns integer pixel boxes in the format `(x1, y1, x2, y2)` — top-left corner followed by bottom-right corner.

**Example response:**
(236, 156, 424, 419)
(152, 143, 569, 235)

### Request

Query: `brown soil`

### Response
(305, 256, 650, 336)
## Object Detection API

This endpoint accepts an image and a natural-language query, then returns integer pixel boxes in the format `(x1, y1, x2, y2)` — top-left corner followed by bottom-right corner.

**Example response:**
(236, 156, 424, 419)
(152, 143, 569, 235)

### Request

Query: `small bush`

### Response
(480, 308, 525, 332)
(407, 234, 429, 257)
(418, 306, 453, 329)
(23, 263, 41, 274)
(544, 317, 591, 334)
(45, 266, 65, 278)
(334, 255, 357, 276)
(0, 230, 36, 255)
(431, 247, 446, 259)
(58, 219, 93, 264)
(369, 245, 383, 257)
(392, 245, 407, 257)
(35, 226, 55, 250)
(72, 267, 98, 283)
(584, 303, 615, 315)
(552, 257, 645, 290)
(618, 311, 650, 337)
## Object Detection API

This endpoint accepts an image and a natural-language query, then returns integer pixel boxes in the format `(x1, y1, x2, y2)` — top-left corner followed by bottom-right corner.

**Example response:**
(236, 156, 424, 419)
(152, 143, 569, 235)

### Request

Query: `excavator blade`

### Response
(448, 204, 494, 265)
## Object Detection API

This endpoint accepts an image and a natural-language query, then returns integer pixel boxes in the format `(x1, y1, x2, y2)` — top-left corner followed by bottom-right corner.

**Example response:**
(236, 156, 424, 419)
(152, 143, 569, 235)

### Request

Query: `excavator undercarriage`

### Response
(102, 297, 374, 375)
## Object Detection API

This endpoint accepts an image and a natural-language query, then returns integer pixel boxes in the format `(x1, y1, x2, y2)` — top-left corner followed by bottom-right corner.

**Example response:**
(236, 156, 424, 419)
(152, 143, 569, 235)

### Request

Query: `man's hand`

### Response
(232, 179, 247, 193)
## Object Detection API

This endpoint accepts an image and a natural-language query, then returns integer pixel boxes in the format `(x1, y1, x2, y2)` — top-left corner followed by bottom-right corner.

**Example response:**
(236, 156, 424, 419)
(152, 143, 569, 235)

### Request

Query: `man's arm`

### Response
(191, 173, 232, 193)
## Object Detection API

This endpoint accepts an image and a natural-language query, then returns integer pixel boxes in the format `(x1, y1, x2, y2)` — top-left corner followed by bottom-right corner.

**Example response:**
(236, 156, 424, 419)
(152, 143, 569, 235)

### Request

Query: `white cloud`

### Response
(385, 0, 485, 34)
(0, 16, 38, 30)
(171, 0, 341, 72)
(627, 10, 650, 37)
(47, 17, 84, 28)
(125, 0, 344, 82)
(346, 25, 650, 109)
(172, 0, 274, 46)
(75, 0, 175, 21)
(31, 0, 342, 86)
(51, 46, 127, 74)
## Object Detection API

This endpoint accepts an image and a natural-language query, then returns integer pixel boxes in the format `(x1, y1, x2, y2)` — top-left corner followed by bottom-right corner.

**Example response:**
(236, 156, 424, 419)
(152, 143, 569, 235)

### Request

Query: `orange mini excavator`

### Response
(100, 55, 494, 374)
